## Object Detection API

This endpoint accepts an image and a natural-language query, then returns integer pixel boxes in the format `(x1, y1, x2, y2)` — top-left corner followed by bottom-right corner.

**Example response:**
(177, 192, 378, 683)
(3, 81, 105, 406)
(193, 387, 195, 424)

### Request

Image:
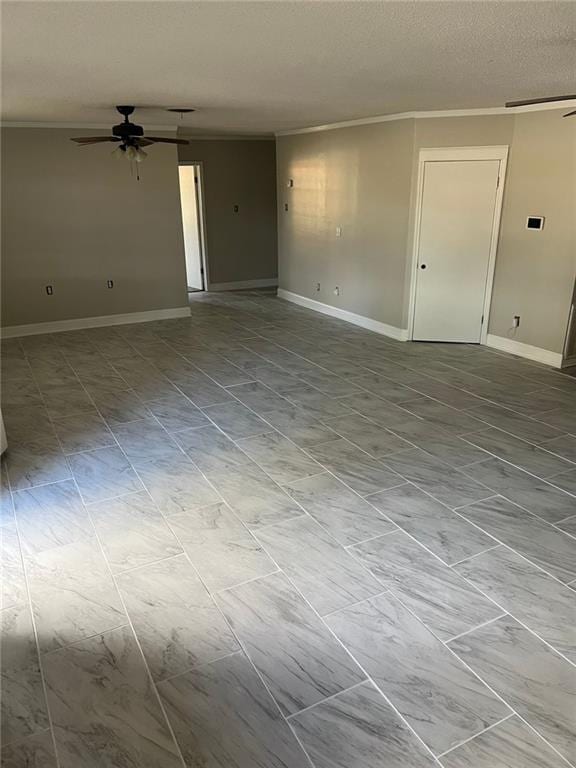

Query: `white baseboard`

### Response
(486, 333, 563, 368)
(277, 289, 408, 342)
(1, 306, 191, 339)
(208, 278, 278, 291)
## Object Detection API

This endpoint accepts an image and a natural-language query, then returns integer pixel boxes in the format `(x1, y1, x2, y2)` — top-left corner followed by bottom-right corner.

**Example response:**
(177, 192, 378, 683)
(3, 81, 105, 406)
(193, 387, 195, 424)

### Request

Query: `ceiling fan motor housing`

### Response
(112, 122, 144, 139)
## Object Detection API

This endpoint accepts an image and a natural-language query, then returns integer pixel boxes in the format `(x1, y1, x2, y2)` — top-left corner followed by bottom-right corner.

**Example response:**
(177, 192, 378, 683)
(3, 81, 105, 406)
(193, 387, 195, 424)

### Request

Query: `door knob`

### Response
(420, 264, 427, 269)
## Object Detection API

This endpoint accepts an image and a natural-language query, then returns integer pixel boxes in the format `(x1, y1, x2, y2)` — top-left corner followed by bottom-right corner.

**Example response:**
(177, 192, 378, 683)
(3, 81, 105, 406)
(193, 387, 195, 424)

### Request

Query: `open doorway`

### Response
(178, 163, 208, 292)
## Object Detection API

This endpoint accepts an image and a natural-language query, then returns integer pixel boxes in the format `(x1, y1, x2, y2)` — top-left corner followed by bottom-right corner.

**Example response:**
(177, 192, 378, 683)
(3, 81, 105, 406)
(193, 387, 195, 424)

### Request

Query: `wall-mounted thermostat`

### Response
(526, 216, 545, 231)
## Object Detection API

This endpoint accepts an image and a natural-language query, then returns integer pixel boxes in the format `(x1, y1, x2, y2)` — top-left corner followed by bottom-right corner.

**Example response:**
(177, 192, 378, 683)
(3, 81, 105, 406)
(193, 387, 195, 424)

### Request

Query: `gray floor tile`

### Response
(134, 453, 220, 515)
(326, 592, 510, 755)
(217, 571, 365, 715)
(5, 298, 575, 767)
(25, 535, 127, 653)
(353, 372, 420, 403)
(285, 472, 397, 545)
(388, 418, 490, 468)
(168, 502, 278, 591)
(92, 388, 152, 424)
(465, 428, 575, 479)
(463, 458, 576, 523)
(13, 480, 92, 555)
(203, 401, 273, 440)
(542, 433, 576, 463)
(209, 463, 302, 529)
(283, 383, 354, 419)
(0, 729, 58, 768)
(296, 367, 362, 396)
(367, 484, 497, 564)
(454, 546, 576, 662)
(5, 440, 72, 491)
(384, 449, 492, 508)
(322, 413, 412, 458)
(117, 555, 238, 681)
(440, 715, 568, 768)
(237, 431, 321, 485)
(89, 491, 183, 572)
(350, 529, 502, 639)
(291, 681, 436, 768)
(255, 515, 382, 615)
(460, 496, 576, 583)
(158, 652, 309, 767)
(3, 405, 56, 448)
(468, 403, 565, 444)
(338, 390, 414, 428)
(402, 398, 486, 435)
(41, 384, 96, 419)
(226, 381, 290, 414)
(68, 446, 144, 503)
(1, 604, 49, 745)
(146, 394, 210, 432)
(258, 404, 340, 448)
(1, 523, 28, 610)
(449, 616, 576, 764)
(53, 411, 115, 454)
(549, 469, 576, 496)
(309, 438, 404, 496)
(43, 626, 182, 767)
(111, 418, 179, 463)
(177, 373, 235, 408)
(173, 424, 253, 473)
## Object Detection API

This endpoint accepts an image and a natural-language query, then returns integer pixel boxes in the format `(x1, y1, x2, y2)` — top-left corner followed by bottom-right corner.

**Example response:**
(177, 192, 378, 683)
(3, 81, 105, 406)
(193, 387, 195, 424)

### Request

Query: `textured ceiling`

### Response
(2, 1, 575, 134)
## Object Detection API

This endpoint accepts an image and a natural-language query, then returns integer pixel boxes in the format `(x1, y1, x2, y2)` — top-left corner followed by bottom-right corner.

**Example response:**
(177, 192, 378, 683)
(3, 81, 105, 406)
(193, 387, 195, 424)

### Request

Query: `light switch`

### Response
(336, 227, 342, 237)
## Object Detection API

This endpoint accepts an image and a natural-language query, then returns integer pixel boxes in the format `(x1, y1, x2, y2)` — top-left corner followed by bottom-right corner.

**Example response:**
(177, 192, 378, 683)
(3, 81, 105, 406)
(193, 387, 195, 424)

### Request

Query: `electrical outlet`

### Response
(233, 205, 239, 213)
(333, 286, 341, 297)
(107, 280, 114, 289)
(45, 285, 53, 296)
(513, 315, 520, 328)
(315, 282, 321, 292)
(284, 203, 289, 212)
(336, 226, 342, 237)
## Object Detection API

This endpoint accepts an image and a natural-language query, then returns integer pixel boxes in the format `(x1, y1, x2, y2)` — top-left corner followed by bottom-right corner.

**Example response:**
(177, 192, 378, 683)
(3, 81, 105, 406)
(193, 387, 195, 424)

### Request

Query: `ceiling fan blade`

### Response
(505, 95, 576, 108)
(136, 138, 154, 147)
(71, 137, 121, 144)
(144, 136, 190, 145)
(563, 110, 576, 117)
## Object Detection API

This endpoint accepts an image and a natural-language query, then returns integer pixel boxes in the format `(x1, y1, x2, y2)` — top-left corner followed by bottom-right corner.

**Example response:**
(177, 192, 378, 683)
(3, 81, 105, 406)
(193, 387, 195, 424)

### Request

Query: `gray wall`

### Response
(277, 110, 576, 354)
(1, 128, 188, 327)
(277, 120, 414, 328)
(179, 139, 278, 286)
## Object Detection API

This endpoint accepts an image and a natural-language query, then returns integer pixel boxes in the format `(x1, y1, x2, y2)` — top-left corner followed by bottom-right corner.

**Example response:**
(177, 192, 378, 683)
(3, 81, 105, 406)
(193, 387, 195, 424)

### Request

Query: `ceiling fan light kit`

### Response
(71, 105, 190, 178)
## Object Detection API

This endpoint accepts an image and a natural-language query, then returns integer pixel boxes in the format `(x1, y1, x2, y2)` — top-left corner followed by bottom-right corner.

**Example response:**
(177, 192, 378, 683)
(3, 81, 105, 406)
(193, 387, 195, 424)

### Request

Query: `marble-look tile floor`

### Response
(1, 290, 575, 768)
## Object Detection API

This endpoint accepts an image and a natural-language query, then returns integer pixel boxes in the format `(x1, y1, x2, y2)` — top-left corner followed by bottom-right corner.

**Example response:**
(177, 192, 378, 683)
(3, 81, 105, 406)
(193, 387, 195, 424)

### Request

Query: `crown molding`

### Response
(0, 122, 177, 131)
(179, 134, 275, 141)
(275, 100, 576, 137)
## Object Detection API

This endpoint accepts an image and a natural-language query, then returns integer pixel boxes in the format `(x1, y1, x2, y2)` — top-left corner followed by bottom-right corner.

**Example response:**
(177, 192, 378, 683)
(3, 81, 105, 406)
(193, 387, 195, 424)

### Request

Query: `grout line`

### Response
(443, 613, 509, 644)
(435, 712, 516, 759)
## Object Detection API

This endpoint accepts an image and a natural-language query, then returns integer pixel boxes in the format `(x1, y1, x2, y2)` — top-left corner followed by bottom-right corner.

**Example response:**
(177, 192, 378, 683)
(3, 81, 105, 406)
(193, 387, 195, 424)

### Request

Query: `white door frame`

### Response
(179, 161, 210, 290)
(407, 146, 509, 344)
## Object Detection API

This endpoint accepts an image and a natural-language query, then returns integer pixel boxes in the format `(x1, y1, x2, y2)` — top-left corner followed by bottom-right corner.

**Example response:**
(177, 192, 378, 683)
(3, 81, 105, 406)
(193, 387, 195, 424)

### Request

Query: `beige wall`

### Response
(1, 128, 188, 327)
(277, 120, 415, 328)
(179, 139, 277, 285)
(489, 110, 576, 353)
(277, 110, 576, 354)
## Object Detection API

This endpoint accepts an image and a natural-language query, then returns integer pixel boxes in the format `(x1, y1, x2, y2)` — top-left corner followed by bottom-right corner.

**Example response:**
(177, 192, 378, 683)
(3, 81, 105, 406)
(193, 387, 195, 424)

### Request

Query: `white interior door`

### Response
(178, 165, 204, 291)
(412, 159, 500, 343)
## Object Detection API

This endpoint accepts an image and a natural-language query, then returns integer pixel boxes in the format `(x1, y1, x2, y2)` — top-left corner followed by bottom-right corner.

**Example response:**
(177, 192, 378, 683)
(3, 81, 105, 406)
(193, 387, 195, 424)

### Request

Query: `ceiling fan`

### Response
(505, 94, 576, 117)
(70, 106, 189, 163)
